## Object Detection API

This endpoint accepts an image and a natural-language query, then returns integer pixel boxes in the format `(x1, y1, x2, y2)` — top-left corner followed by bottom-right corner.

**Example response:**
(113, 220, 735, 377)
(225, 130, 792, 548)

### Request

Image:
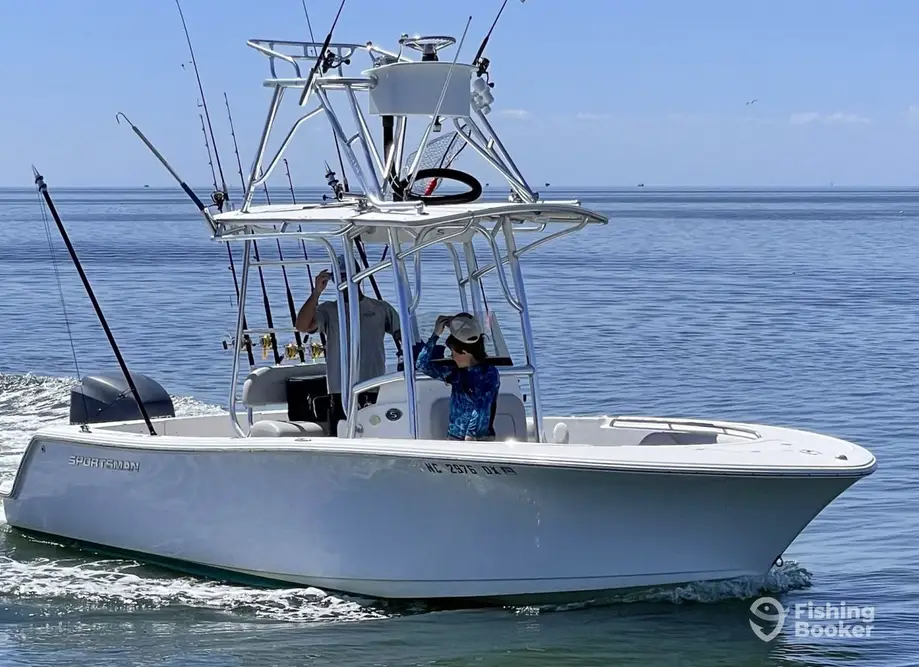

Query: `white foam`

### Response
(512, 560, 813, 615)
(0, 554, 386, 622)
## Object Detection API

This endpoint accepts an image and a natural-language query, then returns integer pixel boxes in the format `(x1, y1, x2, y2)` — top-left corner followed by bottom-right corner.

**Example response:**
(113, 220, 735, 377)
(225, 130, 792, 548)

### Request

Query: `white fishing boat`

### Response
(1, 21, 876, 605)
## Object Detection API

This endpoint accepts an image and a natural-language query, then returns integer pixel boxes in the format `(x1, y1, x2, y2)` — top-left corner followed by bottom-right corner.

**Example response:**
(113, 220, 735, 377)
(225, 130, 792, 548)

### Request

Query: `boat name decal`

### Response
(423, 462, 516, 476)
(68, 455, 140, 472)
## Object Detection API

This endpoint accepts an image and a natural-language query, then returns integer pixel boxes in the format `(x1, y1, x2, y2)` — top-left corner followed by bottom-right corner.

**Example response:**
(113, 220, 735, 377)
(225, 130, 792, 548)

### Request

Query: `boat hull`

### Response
(1, 432, 867, 603)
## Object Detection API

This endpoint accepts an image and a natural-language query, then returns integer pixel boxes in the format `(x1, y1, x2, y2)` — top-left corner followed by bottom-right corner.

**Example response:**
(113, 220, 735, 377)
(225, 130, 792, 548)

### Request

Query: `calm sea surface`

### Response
(0, 186, 916, 665)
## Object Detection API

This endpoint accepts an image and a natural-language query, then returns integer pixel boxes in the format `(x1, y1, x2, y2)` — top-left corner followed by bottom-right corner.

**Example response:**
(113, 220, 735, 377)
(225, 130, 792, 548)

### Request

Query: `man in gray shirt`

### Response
(295, 254, 402, 434)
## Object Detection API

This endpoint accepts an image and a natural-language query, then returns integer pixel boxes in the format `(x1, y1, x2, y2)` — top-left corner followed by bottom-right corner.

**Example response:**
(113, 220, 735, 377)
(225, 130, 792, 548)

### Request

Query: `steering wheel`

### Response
(393, 168, 482, 206)
(399, 35, 456, 60)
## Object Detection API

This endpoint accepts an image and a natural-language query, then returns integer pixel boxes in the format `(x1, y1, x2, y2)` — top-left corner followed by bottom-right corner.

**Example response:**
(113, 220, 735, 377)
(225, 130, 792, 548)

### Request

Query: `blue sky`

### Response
(3, 0, 919, 187)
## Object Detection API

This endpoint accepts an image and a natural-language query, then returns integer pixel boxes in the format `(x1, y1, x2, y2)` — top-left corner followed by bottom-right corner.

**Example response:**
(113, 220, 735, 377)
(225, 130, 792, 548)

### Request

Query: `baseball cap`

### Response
(332, 253, 359, 280)
(447, 313, 483, 344)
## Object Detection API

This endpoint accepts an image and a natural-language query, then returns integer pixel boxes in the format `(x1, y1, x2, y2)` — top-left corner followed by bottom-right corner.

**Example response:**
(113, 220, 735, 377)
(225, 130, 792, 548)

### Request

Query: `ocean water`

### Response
(0, 185, 916, 665)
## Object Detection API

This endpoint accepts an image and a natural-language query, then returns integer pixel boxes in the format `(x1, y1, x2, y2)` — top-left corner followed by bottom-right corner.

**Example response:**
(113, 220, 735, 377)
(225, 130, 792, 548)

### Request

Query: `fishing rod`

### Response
(198, 114, 219, 193)
(298, 0, 350, 193)
(298, 0, 347, 107)
(178, 3, 261, 365)
(283, 158, 317, 290)
(115, 113, 209, 213)
(115, 113, 256, 367)
(283, 159, 329, 352)
(33, 167, 158, 437)
(222, 93, 284, 365)
(471, 0, 526, 83)
(256, 178, 304, 362)
(175, 0, 228, 201)
(176, 1, 281, 366)
(196, 108, 251, 361)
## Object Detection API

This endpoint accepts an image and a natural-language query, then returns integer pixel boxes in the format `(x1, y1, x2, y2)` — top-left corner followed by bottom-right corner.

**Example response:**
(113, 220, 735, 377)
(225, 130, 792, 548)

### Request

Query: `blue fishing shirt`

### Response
(415, 333, 500, 440)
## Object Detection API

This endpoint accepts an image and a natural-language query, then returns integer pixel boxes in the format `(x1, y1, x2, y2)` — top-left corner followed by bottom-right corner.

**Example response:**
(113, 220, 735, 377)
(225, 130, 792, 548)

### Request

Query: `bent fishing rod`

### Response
(33, 167, 158, 437)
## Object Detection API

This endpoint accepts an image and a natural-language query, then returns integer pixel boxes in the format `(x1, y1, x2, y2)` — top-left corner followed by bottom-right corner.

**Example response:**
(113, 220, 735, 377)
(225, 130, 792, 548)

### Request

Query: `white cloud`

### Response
(497, 108, 530, 120)
(574, 112, 610, 120)
(789, 111, 872, 126)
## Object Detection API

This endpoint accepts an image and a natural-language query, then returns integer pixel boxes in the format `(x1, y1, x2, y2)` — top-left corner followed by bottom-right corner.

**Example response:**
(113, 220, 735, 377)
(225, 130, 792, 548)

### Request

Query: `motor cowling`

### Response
(69, 372, 175, 425)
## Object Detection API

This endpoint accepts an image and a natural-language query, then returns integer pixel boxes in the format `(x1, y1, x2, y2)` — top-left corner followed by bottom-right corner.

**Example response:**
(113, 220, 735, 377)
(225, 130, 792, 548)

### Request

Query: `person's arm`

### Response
(384, 302, 404, 357)
(415, 317, 452, 382)
(295, 270, 331, 333)
(464, 367, 500, 440)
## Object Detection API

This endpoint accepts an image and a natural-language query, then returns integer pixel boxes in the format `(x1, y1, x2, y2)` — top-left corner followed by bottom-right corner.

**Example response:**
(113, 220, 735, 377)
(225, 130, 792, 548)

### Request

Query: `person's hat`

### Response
(447, 313, 483, 344)
(333, 253, 362, 280)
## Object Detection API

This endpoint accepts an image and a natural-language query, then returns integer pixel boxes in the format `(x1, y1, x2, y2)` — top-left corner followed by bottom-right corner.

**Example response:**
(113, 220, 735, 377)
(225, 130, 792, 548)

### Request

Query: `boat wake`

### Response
(512, 560, 813, 616)
(0, 373, 813, 623)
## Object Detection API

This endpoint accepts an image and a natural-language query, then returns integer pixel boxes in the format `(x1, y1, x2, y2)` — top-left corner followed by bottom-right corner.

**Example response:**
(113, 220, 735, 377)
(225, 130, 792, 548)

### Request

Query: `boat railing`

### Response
(240, 32, 546, 211)
(454, 118, 535, 203)
(226, 234, 350, 438)
(217, 212, 603, 441)
(207, 29, 612, 442)
(246, 39, 372, 80)
(213, 205, 605, 239)
(608, 416, 762, 441)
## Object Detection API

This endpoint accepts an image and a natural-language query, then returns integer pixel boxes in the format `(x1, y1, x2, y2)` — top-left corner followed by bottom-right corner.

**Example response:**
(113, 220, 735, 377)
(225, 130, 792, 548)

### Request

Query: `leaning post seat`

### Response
(241, 363, 330, 437)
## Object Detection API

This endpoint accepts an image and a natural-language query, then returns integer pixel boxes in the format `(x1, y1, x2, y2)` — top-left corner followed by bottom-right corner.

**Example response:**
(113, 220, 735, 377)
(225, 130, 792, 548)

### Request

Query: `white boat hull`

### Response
(1, 418, 875, 603)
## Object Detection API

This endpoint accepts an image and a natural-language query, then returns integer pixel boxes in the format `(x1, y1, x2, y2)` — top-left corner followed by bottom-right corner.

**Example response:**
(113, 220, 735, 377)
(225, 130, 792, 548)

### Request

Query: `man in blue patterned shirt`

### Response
(416, 313, 501, 441)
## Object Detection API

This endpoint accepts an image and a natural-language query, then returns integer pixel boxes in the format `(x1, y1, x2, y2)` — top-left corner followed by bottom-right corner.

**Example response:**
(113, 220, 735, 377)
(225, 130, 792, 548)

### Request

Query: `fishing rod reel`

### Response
(211, 190, 227, 212)
(474, 57, 495, 87)
(319, 49, 350, 74)
(322, 162, 346, 201)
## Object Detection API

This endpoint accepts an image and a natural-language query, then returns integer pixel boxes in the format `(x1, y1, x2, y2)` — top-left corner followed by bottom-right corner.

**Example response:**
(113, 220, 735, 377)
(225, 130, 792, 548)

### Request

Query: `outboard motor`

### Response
(69, 372, 175, 425)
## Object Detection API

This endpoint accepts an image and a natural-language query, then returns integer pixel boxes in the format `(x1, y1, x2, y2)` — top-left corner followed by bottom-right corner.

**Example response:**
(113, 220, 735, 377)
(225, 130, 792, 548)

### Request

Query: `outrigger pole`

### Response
(33, 167, 158, 437)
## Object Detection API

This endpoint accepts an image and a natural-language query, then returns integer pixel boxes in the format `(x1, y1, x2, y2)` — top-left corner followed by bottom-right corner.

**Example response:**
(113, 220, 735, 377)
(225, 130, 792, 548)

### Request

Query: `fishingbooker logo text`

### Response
(749, 597, 875, 641)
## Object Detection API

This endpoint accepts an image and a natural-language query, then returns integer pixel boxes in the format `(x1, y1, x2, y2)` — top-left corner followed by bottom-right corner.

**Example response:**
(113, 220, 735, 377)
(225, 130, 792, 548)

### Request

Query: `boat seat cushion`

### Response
(242, 363, 327, 408)
(429, 393, 527, 441)
(639, 431, 719, 445)
(249, 420, 327, 438)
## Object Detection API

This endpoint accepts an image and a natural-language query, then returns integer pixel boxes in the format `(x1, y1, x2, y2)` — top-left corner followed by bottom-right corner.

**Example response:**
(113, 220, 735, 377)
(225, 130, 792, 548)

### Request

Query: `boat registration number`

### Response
(423, 462, 517, 476)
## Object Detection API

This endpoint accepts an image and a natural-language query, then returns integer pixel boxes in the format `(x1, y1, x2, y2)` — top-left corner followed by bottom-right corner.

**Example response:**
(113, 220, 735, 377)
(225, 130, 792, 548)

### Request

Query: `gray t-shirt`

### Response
(313, 297, 401, 394)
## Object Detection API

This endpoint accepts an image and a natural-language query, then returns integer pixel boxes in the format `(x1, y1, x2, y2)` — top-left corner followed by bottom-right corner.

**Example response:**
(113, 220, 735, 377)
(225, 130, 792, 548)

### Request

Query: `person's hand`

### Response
(314, 270, 331, 294)
(434, 315, 451, 336)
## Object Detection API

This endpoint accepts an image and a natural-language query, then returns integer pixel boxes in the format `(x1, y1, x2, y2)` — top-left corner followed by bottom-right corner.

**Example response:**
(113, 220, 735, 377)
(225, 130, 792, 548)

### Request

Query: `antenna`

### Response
(404, 16, 474, 193)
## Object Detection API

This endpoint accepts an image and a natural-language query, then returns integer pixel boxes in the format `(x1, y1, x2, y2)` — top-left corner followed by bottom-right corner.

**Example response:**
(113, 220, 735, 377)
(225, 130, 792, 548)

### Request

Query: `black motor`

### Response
(69, 372, 176, 425)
